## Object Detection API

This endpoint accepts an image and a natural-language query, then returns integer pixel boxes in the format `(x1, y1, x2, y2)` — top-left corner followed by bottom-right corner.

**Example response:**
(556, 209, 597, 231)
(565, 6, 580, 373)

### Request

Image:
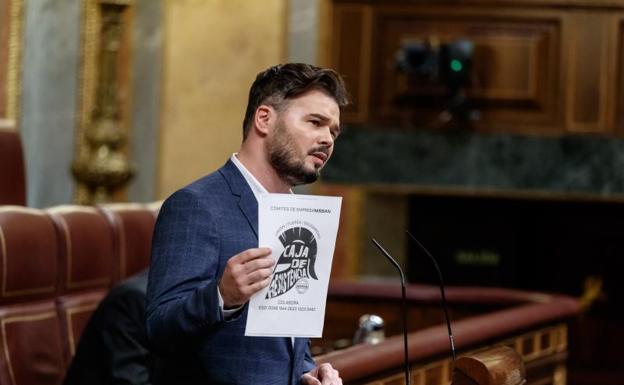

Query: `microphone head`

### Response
(353, 314, 386, 345)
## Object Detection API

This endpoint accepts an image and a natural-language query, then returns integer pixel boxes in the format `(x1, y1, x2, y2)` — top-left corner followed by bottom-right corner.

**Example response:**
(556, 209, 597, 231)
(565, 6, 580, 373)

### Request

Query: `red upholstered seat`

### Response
(0, 127, 26, 206)
(46, 206, 115, 365)
(0, 203, 156, 381)
(0, 302, 67, 385)
(0, 207, 65, 385)
(98, 203, 156, 282)
(54, 291, 106, 359)
(46, 206, 115, 293)
(0, 207, 57, 303)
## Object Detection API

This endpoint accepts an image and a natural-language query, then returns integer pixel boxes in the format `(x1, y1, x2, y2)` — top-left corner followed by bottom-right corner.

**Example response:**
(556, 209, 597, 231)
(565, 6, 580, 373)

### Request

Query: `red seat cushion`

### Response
(0, 301, 66, 385)
(0, 207, 58, 304)
(46, 206, 115, 293)
(98, 204, 155, 282)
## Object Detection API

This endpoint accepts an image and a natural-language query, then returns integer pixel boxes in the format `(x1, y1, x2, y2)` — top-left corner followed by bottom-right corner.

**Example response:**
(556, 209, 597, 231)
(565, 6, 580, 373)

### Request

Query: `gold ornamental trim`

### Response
(6, 0, 24, 122)
(76, 0, 135, 158)
(76, 0, 100, 161)
(74, 0, 136, 204)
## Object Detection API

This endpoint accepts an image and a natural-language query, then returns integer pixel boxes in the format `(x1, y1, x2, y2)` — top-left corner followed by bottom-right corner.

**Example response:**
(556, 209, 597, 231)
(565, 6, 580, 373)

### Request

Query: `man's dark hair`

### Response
(242, 63, 350, 140)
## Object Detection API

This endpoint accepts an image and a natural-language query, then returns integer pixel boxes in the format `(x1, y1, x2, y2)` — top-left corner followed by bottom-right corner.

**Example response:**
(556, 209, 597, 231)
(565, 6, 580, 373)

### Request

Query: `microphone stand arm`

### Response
(406, 231, 456, 361)
(372, 238, 411, 385)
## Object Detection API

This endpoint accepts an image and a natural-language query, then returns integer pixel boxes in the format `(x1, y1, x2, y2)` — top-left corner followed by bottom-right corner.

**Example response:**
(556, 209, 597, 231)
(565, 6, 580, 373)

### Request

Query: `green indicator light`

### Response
(450, 59, 463, 72)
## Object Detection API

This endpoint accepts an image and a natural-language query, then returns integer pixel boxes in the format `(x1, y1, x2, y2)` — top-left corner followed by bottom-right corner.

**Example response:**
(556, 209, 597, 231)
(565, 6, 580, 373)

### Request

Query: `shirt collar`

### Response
(230, 153, 294, 198)
(230, 153, 268, 201)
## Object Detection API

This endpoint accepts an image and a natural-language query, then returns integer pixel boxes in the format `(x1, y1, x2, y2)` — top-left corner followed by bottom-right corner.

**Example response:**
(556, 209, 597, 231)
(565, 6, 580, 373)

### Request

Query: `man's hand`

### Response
(301, 363, 342, 385)
(218, 247, 274, 308)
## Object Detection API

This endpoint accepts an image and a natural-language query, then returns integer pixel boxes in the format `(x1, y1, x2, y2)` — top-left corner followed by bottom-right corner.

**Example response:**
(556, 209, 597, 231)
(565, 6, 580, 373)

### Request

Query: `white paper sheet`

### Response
(245, 193, 342, 337)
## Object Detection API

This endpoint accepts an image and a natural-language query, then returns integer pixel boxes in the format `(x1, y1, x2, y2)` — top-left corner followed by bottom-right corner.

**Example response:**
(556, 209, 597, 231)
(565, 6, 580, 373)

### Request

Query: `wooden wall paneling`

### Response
(0, 0, 8, 119)
(368, 5, 563, 134)
(472, 25, 562, 134)
(605, 14, 619, 134)
(318, 0, 334, 68)
(327, 1, 624, 135)
(331, 4, 373, 123)
(312, 184, 364, 280)
(563, 11, 618, 134)
(616, 17, 624, 135)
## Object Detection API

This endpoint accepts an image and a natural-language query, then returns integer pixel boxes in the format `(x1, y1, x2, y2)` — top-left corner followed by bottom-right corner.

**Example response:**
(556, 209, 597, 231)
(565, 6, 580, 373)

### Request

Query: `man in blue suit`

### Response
(147, 63, 349, 384)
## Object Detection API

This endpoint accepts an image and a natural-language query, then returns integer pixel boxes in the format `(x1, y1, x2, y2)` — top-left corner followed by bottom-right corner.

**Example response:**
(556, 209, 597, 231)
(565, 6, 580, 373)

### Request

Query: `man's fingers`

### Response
(318, 363, 341, 385)
(301, 374, 322, 385)
(302, 364, 342, 385)
(220, 247, 275, 307)
(248, 275, 272, 293)
(244, 267, 273, 285)
(233, 269, 272, 294)
(241, 255, 275, 274)
(232, 247, 272, 264)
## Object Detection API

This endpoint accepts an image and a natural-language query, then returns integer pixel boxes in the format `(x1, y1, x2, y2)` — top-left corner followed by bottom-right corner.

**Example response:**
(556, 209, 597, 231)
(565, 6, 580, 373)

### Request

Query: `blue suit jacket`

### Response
(146, 160, 316, 385)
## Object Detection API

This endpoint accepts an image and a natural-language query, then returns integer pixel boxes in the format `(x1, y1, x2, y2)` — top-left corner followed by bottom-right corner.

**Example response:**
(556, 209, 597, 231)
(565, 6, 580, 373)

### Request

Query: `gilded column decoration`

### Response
(0, 0, 24, 122)
(73, 0, 135, 204)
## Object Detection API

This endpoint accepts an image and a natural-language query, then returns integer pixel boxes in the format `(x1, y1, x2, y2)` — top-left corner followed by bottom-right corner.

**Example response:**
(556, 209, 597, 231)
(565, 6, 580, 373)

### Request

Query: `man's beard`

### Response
(268, 121, 326, 186)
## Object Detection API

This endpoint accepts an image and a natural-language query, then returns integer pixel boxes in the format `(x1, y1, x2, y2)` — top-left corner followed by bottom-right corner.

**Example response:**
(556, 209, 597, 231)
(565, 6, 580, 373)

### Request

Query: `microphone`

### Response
(371, 238, 411, 385)
(406, 230, 456, 361)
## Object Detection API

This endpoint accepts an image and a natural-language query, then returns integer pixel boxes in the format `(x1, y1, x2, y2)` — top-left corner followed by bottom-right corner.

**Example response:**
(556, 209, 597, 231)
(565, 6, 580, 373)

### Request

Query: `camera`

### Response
(395, 38, 479, 126)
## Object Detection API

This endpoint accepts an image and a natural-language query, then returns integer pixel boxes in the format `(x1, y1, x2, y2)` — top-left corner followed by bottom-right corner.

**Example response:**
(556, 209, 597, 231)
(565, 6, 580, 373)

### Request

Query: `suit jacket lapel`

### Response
(221, 160, 296, 353)
(219, 160, 258, 238)
(238, 191, 258, 238)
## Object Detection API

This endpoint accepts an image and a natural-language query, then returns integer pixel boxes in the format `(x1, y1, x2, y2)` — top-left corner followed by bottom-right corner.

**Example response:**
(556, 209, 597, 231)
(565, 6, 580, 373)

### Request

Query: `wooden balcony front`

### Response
(315, 281, 579, 385)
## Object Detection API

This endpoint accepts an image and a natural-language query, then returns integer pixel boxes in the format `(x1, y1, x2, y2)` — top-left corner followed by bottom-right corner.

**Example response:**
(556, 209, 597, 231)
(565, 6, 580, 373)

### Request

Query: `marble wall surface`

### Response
(323, 127, 624, 197)
(20, 0, 80, 208)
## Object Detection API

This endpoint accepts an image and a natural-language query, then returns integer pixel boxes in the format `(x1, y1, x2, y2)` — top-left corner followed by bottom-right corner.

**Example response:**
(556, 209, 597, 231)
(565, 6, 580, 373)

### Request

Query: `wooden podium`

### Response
(452, 346, 526, 385)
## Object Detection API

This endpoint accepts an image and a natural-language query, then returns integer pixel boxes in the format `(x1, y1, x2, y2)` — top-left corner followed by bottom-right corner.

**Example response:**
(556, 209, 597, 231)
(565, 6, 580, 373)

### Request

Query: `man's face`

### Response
(266, 89, 341, 186)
